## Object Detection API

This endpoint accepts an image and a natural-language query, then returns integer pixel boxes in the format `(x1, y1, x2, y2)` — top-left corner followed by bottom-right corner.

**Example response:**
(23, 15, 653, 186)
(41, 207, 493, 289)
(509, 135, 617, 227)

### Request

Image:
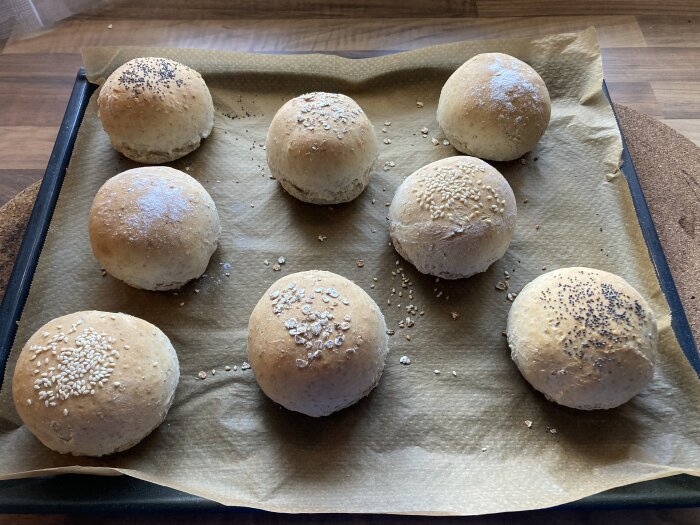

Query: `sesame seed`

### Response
(198, 371, 207, 380)
(434, 370, 440, 375)
(416, 101, 424, 108)
(241, 362, 251, 371)
(225, 365, 231, 371)
(525, 420, 533, 428)
(452, 370, 457, 377)
(63, 408, 69, 416)
(27, 326, 119, 408)
(399, 355, 411, 365)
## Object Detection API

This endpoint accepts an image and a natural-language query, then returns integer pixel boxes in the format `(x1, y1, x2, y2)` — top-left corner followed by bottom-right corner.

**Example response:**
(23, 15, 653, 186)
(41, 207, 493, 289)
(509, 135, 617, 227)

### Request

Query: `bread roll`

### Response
(88, 166, 221, 291)
(507, 267, 658, 410)
(437, 53, 551, 162)
(388, 156, 516, 279)
(13, 311, 179, 456)
(97, 57, 214, 163)
(266, 92, 378, 204)
(248, 270, 388, 417)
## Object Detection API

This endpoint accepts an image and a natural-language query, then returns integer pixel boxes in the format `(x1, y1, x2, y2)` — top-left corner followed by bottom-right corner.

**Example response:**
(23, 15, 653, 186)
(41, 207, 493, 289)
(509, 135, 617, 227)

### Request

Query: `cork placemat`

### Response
(1, 105, 696, 345)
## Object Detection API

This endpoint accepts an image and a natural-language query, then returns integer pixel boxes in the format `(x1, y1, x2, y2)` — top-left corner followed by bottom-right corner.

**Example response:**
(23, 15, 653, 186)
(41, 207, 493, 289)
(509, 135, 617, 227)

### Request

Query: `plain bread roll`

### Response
(88, 166, 221, 291)
(437, 52, 551, 162)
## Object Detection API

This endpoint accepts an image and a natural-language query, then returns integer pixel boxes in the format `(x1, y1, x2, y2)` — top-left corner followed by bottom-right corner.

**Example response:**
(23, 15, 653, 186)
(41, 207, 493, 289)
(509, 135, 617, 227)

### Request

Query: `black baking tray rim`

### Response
(0, 69, 698, 514)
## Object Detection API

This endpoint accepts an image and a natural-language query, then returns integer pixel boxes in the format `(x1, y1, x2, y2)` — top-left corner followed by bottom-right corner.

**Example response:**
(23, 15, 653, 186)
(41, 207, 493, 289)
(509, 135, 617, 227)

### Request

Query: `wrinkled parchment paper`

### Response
(1, 28, 699, 515)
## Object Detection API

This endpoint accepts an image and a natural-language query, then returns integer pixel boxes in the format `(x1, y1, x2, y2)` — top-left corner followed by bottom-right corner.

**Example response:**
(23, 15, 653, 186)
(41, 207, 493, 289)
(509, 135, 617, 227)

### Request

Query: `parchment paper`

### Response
(1, 28, 699, 515)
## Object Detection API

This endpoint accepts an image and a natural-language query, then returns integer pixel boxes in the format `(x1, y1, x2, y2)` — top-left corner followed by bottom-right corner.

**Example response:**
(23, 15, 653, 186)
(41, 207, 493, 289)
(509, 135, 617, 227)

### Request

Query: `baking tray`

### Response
(0, 69, 698, 514)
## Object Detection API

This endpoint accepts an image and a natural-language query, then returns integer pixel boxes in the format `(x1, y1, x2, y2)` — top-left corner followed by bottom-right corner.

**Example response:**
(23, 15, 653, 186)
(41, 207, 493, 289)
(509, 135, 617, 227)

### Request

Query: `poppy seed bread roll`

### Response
(88, 166, 221, 291)
(388, 156, 516, 279)
(266, 92, 378, 204)
(437, 53, 551, 161)
(97, 57, 214, 163)
(248, 270, 388, 417)
(13, 311, 179, 456)
(507, 267, 658, 410)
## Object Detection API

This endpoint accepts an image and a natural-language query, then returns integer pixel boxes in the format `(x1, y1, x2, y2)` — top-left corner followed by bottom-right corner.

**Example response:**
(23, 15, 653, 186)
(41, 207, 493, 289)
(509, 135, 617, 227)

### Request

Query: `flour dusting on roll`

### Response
(248, 270, 388, 417)
(388, 156, 516, 279)
(88, 166, 220, 291)
(98, 57, 214, 163)
(437, 53, 551, 161)
(507, 267, 658, 410)
(266, 92, 378, 204)
(13, 311, 179, 456)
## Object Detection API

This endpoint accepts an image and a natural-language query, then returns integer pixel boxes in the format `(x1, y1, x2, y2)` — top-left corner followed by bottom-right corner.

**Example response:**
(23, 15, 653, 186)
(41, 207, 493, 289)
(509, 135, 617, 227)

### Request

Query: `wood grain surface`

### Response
(0, 10, 699, 206)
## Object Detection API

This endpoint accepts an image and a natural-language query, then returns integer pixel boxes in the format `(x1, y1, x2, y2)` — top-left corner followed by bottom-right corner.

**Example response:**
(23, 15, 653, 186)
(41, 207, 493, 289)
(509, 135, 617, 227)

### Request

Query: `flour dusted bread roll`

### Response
(13, 311, 179, 456)
(266, 92, 378, 204)
(89, 166, 221, 291)
(98, 57, 214, 163)
(437, 53, 551, 161)
(507, 268, 658, 410)
(388, 156, 516, 279)
(248, 270, 388, 417)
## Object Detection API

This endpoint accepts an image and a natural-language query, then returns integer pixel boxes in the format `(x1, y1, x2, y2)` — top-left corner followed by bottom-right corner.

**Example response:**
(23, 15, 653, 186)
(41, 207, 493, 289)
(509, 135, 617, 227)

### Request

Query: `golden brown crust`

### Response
(266, 92, 378, 204)
(437, 53, 551, 162)
(248, 270, 388, 417)
(97, 57, 214, 163)
(12, 311, 179, 456)
(88, 166, 220, 291)
(507, 267, 658, 410)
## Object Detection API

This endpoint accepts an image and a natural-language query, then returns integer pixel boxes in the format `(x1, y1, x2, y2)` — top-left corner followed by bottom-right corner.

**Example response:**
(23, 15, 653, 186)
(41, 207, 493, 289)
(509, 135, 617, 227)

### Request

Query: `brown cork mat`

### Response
(1, 105, 697, 345)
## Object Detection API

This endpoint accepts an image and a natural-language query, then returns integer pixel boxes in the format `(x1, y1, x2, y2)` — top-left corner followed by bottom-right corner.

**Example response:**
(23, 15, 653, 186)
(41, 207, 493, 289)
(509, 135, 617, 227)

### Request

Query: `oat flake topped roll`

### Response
(266, 92, 378, 205)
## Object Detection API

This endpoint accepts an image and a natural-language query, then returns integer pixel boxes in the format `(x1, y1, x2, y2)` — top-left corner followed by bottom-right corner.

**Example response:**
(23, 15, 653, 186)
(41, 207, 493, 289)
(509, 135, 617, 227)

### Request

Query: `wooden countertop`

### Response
(0, 7, 699, 206)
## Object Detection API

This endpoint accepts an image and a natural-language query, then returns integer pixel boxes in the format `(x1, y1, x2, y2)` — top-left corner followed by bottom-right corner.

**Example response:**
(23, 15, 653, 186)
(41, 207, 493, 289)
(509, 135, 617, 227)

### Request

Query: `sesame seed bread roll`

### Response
(507, 268, 658, 410)
(97, 57, 214, 163)
(12, 311, 180, 456)
(437, 53, 551, 162)
(248, 270, 388, 417)
(266, 92, 378, 204)
(88, 166, 221, 291)
(388, 156, 516, 279)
